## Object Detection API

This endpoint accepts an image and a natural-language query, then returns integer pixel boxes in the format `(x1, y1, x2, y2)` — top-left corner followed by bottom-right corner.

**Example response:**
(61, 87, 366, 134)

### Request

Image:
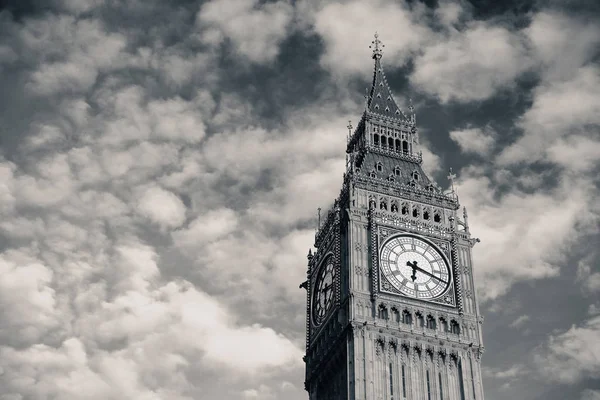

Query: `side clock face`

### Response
(380, 235, 450, 299)
(312, 259, 336, 326)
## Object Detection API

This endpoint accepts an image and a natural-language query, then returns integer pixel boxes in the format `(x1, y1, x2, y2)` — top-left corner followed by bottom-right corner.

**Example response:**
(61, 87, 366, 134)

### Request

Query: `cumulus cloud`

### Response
(411, 22, 530, 103)
(458, 169, 597, 300)
(449, 127, 496, 156)
(197, 0, 294, 64)
(536, 315, 600, 383)
(499, 66, 600, 166)
(314, 0, 432, 77)
(581, 390, 600, 400)
(509, 315, 530, 329)
(136, 185, 187, 230)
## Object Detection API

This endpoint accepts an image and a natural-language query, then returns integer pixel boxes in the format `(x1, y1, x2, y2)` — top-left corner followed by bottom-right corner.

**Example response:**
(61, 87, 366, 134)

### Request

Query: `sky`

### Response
(0, 0, 598, 399)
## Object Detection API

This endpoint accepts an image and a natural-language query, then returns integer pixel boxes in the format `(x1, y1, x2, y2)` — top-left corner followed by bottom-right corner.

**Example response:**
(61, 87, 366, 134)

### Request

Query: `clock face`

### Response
(380, 235, 450, 299)
(312, 258, 336, 326)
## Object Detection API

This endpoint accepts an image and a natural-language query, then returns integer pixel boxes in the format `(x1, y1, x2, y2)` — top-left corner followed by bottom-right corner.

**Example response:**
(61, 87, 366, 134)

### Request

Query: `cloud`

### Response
(499, 66, 600, 166)
(313, 0, 431, 77)
(135, 185, 187, 230)
(197, 0, 294, 64)
(173, 208, 239, 248)
(449, 127, 496, 155)
(526, 11, 600, 80)
(577, 258, 600, 295)
(536, 315, 600, 383)
(411, 22, 530, 103)
(19, 16, 127, 96)
(509, 315, 530, 329)
(459, 169, 597, 300)
(581, 390, 600, 400)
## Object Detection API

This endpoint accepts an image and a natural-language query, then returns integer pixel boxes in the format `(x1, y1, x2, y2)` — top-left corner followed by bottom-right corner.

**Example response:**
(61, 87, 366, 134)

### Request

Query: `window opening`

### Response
(427, 370, 432, 400)
(401, 365, 407, 398)
(434, 213, 441, 223)
(389, 363, 394, 399)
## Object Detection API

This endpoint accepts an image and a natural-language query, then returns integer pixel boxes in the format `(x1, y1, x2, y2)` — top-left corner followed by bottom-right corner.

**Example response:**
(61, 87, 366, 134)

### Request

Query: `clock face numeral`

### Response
(379, 235, 451, 300)
(312, 258, 336, 326)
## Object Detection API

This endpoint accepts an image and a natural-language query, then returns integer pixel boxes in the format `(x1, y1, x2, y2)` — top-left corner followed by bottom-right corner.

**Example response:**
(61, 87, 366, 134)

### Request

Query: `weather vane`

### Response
(369, 32, 384, 59)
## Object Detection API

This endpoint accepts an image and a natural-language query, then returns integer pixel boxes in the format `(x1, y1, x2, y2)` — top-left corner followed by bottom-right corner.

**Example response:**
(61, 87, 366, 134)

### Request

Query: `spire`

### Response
(366, 33, 407, 120)
(370, 32, 384, 60)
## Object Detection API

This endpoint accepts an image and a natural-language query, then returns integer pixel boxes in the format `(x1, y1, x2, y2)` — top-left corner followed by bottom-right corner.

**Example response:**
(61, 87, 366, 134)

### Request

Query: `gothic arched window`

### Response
(434, 213, 442, 223)
(401, 204, 409, 215)
(440, 317, 449, 332)
(416, 312, 424, 327)
(391, 307, 400, 323)
(380, 199, 388, 210)
(412, 171, 420, 181)
(426, 315, 437, 330)
(378, 305, 389, 320)
(395, 139, 401, 151)
(374, 134, 380, 146)
(376, 162, 383, 172)
(394, 166, 401, 176)
(388, 137, 394, 148)
(423, 209, 430, 220)
(402, 310, 412, 325)
(450, 320, 461, 335)
(402, 141, 409, 153)
(412, 207, 420, 218)
(381, 136, 387, 148)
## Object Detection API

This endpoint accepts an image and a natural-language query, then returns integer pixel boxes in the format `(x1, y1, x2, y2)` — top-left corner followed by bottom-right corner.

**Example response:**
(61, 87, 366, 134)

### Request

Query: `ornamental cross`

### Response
(370, 32, 384, 59)
(347, 120, 353, 139)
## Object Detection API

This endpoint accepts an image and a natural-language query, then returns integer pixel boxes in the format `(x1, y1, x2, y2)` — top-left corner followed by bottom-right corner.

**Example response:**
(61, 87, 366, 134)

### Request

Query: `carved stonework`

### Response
(304, 36, 484, 400)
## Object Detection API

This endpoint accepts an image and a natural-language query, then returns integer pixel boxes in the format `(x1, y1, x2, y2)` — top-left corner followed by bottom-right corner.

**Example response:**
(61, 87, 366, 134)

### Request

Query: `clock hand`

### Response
(406, 261, 448, 284)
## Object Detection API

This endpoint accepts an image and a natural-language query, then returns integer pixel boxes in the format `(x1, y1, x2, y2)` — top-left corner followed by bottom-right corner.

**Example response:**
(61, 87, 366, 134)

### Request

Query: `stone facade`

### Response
(302, 35, 485, 400)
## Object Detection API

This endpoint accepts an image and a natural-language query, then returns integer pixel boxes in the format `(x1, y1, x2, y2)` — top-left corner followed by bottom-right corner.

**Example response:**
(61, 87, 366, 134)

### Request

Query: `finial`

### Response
(447, 168, 457, 192)
(347, 120, 353, 141)
(408, 98, 414, 113)
(463, 206, 470, 233)
(317, 207, 322, 227)
(369, 32, 384, 59)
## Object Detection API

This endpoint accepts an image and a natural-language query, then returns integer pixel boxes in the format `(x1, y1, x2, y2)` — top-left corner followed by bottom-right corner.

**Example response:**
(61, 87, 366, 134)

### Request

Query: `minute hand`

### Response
(409, 263, 448, 284)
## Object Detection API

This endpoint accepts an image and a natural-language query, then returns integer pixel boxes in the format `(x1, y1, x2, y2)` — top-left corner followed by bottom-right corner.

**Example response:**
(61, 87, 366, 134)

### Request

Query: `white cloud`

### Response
(526, 11, 600, 80)
(136, 185, 187, 230)
(314, 0, 431, 77)
(197, 0, 294, 64)
(411, 22, 530, 103)
(577, 258, 600, 295)
(536, 315, 600, 383)
(459, 169, 597, 300)
(581, 389, 600, 400)
(21, 16, 126, 95)
(509, 315, 530, 329)
(173, 208, 239, 248)
(449, 127, 496, 155)
(499, 66, 600, 166)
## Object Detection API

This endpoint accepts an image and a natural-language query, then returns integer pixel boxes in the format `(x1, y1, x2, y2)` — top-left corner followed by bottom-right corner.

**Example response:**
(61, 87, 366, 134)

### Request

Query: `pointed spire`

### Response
(366, 33, 406, 120)
(370, 32, 384, 60)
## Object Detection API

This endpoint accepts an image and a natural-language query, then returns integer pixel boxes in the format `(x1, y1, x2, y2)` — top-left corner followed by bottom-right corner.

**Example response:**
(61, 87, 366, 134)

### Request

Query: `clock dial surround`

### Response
(379, 234, 451, 299)
(312, 257, 336, 327)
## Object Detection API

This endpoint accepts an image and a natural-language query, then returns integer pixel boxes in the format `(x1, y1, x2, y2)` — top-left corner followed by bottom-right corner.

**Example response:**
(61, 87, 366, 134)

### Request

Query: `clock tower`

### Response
(302, 35, 485, 400)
